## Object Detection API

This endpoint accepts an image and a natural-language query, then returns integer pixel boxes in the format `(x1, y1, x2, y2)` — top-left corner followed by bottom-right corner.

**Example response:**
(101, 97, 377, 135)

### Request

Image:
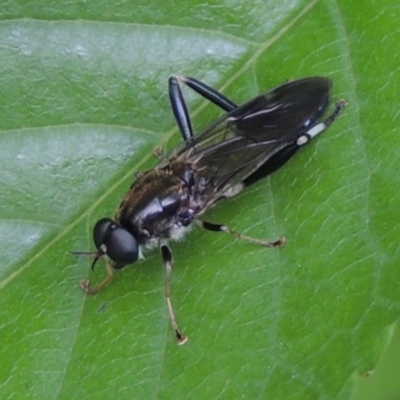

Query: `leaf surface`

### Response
(1, 1, 399, 399)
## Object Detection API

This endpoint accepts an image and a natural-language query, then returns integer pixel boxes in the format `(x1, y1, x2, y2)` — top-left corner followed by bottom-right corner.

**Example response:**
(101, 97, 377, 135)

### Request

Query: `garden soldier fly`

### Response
(72, 75, 346, 345)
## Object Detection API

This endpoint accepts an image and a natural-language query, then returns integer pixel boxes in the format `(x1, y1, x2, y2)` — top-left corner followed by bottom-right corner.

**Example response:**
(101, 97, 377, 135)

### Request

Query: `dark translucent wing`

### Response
(177, 77, 331, 151)
(168, 77, 332, 205)
(227, 77, 332, 140)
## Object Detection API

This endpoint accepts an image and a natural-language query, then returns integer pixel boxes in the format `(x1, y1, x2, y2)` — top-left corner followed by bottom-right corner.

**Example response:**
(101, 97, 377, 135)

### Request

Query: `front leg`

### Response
(80, 259, 114, 295)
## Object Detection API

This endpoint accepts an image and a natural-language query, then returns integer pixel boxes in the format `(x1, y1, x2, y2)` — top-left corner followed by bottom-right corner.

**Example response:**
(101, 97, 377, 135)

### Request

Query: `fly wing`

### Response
(167, 77, 332, 206)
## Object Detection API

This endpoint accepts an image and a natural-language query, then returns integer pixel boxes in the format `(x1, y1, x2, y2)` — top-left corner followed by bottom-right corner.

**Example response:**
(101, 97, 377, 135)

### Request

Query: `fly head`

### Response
(92, 218, 139, 269)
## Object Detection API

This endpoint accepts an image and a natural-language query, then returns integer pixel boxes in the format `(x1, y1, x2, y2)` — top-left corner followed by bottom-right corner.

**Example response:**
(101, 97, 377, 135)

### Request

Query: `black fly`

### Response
(72, 76, 346, 345)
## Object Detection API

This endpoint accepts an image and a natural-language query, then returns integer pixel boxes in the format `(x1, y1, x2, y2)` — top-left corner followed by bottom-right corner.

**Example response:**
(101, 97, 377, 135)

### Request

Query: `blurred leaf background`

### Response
(0, 0, 399, 399)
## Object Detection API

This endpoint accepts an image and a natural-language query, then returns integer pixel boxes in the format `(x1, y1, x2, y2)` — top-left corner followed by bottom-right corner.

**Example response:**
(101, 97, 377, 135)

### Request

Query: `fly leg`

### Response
(168, 75, 238, 142)
(80, 260, 114, 295)
(299, 99, 347, 142)
(243, 99, 348, 187)
(160, 244, 188, 345)
(197, 220, 285, 247)
(172, 75, 237, 112)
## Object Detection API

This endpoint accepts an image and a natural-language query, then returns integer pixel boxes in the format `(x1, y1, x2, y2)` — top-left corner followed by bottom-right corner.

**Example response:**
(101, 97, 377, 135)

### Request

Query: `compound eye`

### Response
(93, 218, 114, 249)
(93, 218, 139, 266)
(106, 227, 139, 265)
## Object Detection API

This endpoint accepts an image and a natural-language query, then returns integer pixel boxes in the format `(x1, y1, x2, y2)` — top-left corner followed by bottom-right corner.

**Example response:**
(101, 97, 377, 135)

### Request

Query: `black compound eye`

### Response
(93, 218, 114, 249)
(93, 218, 139, 266)
(106, 227, 139, 265)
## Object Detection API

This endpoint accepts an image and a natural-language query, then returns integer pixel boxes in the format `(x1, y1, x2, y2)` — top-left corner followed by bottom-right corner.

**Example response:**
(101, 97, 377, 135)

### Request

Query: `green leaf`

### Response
(1, 1, 399, 399)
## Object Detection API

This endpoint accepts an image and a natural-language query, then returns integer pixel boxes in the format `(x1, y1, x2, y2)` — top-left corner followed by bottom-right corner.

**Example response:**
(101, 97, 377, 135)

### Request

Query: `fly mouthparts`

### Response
(69, 250, 104, 271)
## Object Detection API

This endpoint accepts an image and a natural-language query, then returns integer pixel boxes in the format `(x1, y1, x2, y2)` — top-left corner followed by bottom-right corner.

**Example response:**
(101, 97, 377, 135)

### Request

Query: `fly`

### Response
(72, 75, 346, 345)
